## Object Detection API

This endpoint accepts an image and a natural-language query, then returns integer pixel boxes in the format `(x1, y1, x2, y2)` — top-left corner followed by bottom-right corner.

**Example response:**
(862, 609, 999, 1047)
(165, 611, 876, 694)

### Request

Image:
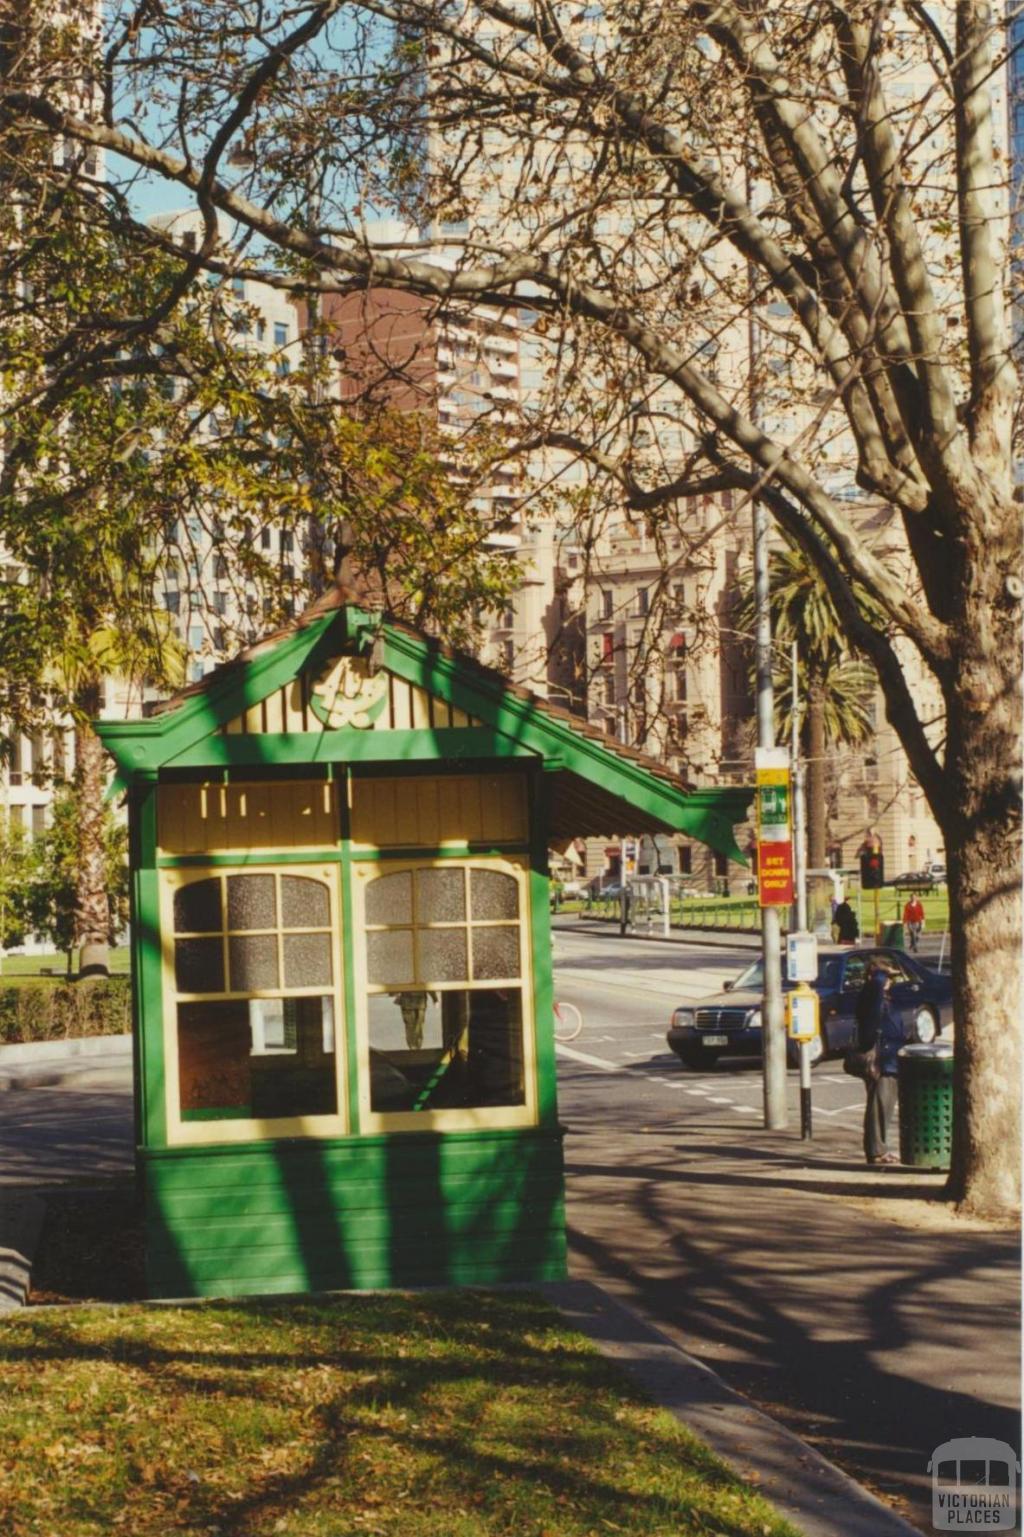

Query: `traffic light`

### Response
(860, 846, 885, 890)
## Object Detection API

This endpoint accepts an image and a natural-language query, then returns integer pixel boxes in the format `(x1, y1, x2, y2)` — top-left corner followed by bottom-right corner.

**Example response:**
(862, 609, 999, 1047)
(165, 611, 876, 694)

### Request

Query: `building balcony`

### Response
(482, 331, 519, 355)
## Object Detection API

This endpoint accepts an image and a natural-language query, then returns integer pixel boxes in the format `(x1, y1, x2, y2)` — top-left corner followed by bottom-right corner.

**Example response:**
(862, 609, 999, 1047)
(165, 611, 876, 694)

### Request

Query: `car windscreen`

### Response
(730, 956, 841, 991)
(731, 960, 764, 991)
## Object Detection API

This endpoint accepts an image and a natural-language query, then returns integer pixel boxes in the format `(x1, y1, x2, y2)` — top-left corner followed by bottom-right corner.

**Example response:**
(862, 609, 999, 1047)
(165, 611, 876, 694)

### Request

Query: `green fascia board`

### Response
(94, 612, 342, 775)
(162, 727, 538, 771)
(380, 626, 753, 861)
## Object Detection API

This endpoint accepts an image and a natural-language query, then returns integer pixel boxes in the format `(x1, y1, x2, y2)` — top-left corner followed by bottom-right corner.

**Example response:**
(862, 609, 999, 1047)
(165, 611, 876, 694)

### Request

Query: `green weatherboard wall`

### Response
(143, 1130, 567, 1297)
(98, 597, 750, 1300)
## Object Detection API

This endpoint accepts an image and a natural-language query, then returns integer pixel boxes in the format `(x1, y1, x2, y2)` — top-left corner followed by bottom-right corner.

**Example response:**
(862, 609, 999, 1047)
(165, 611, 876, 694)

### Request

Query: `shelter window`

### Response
(168, 869, 340, 1132)
(359, 862, 529, 1124)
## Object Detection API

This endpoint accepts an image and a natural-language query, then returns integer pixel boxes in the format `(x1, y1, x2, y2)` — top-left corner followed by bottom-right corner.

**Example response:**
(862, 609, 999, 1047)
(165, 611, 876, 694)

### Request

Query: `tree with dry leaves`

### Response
(2, 0, 1020, 1214)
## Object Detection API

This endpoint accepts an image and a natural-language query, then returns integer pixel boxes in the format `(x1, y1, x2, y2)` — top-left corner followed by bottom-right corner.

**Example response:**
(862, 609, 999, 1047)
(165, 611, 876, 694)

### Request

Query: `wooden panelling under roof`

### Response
(383, 672, 478, 732)
(351, 774, 528, 849)
(158, 780, 338, 853)
(222, 676, 313, 735)
(547, 773, 678, 840)
(219, 660, 479, 736)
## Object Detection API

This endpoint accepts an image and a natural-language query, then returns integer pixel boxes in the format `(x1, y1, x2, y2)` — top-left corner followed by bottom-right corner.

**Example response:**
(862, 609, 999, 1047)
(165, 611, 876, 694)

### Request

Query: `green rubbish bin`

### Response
(882, 921, 905, 948)
(897, 1042, 953, 1170)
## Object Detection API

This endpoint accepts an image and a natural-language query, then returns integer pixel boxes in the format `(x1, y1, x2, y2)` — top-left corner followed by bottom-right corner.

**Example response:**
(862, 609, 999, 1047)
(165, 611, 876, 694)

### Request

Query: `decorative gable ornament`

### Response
(310, 656, 389, 729)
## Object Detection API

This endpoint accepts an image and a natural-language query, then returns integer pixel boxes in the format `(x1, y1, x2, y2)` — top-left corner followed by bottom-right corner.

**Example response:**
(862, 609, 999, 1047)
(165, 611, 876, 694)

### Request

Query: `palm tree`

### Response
(735, 543, 879, 868)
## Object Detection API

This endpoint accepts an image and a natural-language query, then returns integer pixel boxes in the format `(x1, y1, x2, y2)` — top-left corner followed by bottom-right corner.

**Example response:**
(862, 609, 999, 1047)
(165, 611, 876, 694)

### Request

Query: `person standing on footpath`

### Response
(856, 961, 906, 1165)
(832, 898, 859, 943)
(902, 893, 925, 952)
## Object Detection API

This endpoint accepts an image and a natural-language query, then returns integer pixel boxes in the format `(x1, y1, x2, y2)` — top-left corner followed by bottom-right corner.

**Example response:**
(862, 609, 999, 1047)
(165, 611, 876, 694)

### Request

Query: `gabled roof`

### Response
(96, 588, 752, 859)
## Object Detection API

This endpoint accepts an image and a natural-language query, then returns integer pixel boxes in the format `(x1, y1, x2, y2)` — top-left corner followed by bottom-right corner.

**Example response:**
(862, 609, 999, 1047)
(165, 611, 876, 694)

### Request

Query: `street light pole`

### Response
(791, 640, 808, 932)
(754, 498, 788, 1129)
(790, 638, 814, 1137)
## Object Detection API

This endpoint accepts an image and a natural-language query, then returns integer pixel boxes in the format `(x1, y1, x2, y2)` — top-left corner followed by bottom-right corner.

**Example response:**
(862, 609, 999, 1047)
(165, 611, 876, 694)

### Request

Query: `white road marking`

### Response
(555, 1043, 864, 1117)
(554, 1044, 620, 1071)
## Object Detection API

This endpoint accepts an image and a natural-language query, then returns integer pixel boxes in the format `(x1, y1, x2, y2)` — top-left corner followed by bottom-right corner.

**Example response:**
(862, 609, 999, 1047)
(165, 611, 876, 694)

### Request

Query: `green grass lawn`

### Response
(0, 1292, 799, 1537)
(0, 947, 131, 981)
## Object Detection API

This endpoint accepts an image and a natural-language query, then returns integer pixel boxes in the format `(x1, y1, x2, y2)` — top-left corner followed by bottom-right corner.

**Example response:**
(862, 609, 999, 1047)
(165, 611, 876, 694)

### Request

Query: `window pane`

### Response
(174, 878, 222, 934)
(365, 870, 413, 926)
(280, 875, 330, 930)
(229, 934, 279, 991)
(367, 928, 414, 985)
(250, 997, 296, 1052)
(227, 874, 277, 931)
(416, 867, 466, 923)
(418, 927, 468, 983)
(178, 997, 337, 1121)
(175, 937, 225, 994)
(282, 932, 332, 988)
(470, 869, 518, 920)
(367, 989, 524, 1112)
(178, 999, 251, 1117)
(472, 925, 520, 980)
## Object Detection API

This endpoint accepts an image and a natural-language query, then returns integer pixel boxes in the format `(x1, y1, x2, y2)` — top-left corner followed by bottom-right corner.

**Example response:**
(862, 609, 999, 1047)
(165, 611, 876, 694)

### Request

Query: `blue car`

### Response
(666, 945, 953, 1070)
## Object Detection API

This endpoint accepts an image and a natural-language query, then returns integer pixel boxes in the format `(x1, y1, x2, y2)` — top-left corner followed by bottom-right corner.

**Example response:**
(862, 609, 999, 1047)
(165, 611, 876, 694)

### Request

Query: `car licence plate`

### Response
(702, 1034, 729, 1047)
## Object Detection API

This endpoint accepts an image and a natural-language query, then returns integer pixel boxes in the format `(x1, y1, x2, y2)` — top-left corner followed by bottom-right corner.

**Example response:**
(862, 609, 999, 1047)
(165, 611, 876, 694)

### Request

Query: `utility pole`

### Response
(791, 638, 813, 1138)
(791, 640, 808, 931)
(754, 499, 788, 1129)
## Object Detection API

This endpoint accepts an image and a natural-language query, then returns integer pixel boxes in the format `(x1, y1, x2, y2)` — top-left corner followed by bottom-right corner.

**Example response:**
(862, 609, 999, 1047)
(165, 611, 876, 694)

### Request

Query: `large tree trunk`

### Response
(942, 534, 1022, 1219)
(805, 677, 828, 869)
(73, 679, 110, 980)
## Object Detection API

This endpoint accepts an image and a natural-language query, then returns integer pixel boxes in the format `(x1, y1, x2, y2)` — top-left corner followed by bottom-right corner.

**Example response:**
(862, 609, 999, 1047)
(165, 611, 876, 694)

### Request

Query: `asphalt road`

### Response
(551, 925, 1020, 1533)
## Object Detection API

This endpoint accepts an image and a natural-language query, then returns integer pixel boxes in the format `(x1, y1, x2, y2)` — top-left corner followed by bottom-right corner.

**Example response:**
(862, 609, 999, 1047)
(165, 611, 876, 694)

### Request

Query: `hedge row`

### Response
(0, 977, 132, 1044)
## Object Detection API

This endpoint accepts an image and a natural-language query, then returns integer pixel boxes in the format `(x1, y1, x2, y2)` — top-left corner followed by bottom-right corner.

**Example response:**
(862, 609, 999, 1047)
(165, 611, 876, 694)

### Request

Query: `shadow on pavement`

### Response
(562, 1108, 1020, 1533)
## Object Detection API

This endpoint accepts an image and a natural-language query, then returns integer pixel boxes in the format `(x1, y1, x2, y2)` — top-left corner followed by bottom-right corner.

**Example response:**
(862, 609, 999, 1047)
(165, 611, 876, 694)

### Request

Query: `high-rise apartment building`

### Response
(318, 222, 567, 695)
(146, 210, 307, 679)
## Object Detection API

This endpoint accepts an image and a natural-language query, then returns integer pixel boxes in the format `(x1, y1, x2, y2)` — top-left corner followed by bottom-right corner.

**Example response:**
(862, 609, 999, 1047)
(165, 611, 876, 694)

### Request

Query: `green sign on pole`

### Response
(759, 783, 790, 826)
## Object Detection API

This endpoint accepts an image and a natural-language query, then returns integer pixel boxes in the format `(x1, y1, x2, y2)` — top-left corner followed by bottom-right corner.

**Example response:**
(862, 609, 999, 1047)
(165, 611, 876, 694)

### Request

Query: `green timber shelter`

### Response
(96, 587, 751, 1299)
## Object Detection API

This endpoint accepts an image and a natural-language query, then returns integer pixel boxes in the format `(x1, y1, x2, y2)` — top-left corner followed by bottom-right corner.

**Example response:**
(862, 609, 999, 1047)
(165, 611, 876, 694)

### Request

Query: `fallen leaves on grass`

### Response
(0, 1293, 801, 1537)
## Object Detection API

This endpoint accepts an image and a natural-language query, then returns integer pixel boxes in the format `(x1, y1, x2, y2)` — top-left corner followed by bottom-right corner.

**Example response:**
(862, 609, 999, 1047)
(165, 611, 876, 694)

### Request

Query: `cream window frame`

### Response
(352, 856, 537, 1134)
(160, 864, 347, 1146)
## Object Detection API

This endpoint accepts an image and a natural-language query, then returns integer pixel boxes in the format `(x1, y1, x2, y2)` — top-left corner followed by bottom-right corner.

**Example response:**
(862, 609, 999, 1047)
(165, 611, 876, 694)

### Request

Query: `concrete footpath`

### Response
(544, 1280, 925, 1537)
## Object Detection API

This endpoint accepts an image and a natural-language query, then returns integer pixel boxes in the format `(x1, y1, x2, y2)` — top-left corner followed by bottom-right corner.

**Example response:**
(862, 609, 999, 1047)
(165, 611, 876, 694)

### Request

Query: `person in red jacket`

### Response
(902, 894, 925, 953)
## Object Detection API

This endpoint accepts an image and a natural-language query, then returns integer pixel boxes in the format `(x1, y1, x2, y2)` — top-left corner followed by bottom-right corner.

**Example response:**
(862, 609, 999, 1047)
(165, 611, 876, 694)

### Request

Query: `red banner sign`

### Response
(758, 841, 795, 906)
